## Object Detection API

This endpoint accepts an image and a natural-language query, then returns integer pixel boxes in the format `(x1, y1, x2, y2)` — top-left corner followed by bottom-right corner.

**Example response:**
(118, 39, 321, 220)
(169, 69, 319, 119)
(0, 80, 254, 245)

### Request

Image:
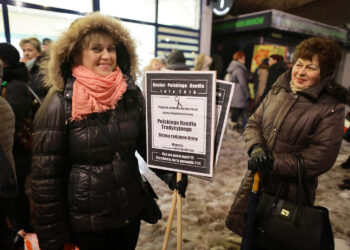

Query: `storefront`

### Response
(211, 9, 349, 76)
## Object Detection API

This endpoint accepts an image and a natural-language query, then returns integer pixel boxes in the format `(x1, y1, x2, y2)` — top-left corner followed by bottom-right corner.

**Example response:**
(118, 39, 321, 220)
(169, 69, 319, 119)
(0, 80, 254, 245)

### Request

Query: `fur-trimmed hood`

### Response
(42, 12, 138, 91)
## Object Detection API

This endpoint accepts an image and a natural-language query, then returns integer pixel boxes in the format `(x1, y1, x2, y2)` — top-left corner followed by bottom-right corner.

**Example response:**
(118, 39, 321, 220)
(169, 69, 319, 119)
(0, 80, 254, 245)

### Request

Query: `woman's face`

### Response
(239, 56, 246, 65)
(292, 55, 321, 88)
(80, 35, 117, 77)
(22, 43, 40, 61)
(151, 60, 162, 71)
(268, 57, 276, 66)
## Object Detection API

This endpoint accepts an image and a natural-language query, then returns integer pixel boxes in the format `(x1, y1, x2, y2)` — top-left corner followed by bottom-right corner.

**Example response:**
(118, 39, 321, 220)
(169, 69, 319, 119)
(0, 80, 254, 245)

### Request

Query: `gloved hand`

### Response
(248, 144, 273, 173)
(168, 174, 188, 198)
(153, 170, 188, 198)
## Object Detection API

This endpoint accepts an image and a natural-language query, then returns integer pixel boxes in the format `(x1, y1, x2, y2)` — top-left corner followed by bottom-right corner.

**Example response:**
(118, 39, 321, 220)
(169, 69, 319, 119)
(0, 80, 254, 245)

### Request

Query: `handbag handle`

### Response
(296, 155, 312, 205)
(261, 154, 310, 227)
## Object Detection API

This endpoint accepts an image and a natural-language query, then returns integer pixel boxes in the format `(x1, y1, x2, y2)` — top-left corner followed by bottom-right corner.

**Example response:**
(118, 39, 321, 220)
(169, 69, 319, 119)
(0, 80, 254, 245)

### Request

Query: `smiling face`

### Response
(292, 55, 321, 88)
(22, 43, 40, 61)
(79, 33, 117, 77)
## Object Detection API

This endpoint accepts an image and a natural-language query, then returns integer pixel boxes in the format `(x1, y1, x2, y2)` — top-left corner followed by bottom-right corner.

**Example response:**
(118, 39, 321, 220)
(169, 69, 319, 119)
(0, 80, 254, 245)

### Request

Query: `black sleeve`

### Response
(31, 91, 71, 250)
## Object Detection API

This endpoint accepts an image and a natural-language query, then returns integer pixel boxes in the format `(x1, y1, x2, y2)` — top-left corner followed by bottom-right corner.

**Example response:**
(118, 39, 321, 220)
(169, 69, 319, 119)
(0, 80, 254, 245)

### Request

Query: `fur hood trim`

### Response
(43, 12, 138, 91)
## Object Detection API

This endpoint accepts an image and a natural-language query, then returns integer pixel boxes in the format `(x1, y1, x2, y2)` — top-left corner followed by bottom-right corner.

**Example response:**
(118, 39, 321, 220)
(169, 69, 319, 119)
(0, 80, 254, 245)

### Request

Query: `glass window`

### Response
(12, 0, 92, 13)
(100, 0, 156, 23)
(8, 5, 81, 56)
(121, 21, 155, 87)
(0, 5, 6, 42)
(158, 0, 200, 29)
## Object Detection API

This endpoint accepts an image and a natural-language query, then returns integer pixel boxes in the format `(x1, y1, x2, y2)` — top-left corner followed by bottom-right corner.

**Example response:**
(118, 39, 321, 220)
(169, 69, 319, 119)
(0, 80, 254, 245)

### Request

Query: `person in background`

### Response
(0, 60, 18, 250)
(19, 37, 41, 70)
(31, 13, 187, 250)
(260, 54, 288, 101)
(167, 50, 190, 71)
(20, 37, 49, 102)
(253, 58, 269, 107)
(145, 57, 167, 72)
(0, 43, 33, 237)
(229, 37, 347, 248)
(42, 38, 53, 52)
(210, 43, 225, 80)
(193, 54, 212, 71)
(226, 51, 250, 132)
(27, 51, 50, 102)
(142, 57, 168, 95)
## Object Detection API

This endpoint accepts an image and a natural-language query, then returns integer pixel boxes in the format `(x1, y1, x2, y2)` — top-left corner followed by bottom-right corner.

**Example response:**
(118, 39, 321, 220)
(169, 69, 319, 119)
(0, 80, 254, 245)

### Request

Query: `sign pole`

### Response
(162, 172, 183, 250)
(162, 189, 177, 250)
(177, 172, 182, 250)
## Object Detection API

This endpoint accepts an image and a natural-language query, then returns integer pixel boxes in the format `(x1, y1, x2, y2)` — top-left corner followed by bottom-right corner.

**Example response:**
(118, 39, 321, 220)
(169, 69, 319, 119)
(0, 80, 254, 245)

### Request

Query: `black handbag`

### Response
(139, 174, 162, 224)
(254, 156, 334, 250)
(95, 118, 162, 224)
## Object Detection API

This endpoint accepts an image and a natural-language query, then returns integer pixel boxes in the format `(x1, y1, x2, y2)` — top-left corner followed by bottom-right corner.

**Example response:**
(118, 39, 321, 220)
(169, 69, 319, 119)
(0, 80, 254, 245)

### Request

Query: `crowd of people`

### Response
(0, 11, 349, 250)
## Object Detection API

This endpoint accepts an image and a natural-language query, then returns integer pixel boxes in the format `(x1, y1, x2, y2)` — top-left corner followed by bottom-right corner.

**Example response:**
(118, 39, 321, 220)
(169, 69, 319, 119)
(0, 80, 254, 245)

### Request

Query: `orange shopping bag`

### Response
(18, 230, 79, 250)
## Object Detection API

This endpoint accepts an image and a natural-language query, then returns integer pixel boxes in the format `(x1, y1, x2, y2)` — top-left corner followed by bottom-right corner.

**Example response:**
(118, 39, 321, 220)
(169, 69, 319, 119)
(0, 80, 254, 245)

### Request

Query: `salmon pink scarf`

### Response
(71, 65, 127, 120)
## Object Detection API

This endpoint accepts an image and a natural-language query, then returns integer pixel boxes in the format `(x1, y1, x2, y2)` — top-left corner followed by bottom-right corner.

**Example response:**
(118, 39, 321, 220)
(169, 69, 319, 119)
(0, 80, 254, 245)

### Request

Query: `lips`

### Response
(98, 63, 111, 69)
(296, 78, 306, 83)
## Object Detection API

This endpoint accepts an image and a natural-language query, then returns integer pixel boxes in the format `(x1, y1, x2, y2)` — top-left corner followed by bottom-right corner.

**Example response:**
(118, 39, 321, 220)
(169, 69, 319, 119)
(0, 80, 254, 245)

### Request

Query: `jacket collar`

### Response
(227, 60, 246, 73)
(275, 69, 333, 100)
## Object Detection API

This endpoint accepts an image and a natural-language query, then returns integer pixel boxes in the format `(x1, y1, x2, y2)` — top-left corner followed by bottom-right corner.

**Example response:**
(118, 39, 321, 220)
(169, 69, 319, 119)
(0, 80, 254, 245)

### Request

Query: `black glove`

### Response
(168, 174, 188, 198)
(248, 144, 273, 172)
(153, 170, 188, 198)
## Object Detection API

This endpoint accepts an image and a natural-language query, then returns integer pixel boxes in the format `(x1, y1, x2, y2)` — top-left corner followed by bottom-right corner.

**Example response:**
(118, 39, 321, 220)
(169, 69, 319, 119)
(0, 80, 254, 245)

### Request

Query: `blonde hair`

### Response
(194, 54, 212, 71)
(19, 37, 42, 53)
(145, 57, 167, 71)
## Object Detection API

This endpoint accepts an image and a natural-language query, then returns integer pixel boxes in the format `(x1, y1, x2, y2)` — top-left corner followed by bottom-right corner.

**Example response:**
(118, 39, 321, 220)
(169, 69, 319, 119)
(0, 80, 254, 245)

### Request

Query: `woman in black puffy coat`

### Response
(31, 13, 187, 250)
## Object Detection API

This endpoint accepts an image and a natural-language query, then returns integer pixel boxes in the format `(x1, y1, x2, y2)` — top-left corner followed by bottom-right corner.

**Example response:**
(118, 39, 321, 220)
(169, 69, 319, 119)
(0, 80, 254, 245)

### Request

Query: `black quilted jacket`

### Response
(31, 77, 147, 249)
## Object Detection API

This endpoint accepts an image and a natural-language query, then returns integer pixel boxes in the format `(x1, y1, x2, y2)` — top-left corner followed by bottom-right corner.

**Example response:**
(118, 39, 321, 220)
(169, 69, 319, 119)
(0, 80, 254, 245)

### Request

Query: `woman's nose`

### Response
(298, 67, 306, 75)
(101, 49, 111, 58)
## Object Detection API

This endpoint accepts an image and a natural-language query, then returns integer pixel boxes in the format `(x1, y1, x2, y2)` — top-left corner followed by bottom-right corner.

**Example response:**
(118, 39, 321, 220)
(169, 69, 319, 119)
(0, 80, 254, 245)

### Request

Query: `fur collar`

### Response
(275, 69, 349, 104)
(41, 12, 139, 91)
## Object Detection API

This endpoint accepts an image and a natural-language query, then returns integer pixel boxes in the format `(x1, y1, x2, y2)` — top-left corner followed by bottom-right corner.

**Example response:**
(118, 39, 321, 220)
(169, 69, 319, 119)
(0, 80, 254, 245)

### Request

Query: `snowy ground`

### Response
(136, 122, 350, 250)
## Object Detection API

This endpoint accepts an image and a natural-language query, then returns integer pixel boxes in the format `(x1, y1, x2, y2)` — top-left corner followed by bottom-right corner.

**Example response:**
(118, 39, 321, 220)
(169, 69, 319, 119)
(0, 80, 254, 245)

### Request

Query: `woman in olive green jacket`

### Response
(226, 36, 348, 237)
(244, 37, 346, 204)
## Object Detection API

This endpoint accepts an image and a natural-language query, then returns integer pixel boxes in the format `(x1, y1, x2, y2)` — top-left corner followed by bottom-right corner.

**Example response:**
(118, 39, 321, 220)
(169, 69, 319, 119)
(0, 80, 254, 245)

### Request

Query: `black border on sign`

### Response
(196, 79, 235, 182)
(214, 80, 235, 166)
(145, 71, 216, 178)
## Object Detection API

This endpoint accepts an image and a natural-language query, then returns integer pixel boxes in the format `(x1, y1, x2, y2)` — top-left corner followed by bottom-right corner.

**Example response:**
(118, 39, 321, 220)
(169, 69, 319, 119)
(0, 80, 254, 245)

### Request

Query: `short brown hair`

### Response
(294, 37, 342, 78)
(233, 51, 245, 60)
(19, 37, 42, 53)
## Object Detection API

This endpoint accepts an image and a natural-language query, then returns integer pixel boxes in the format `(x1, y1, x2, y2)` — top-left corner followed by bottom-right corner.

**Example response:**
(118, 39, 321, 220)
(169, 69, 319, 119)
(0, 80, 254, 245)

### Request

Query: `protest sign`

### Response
(145, 71, 216, 178)
(214, 79, 235, 166)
